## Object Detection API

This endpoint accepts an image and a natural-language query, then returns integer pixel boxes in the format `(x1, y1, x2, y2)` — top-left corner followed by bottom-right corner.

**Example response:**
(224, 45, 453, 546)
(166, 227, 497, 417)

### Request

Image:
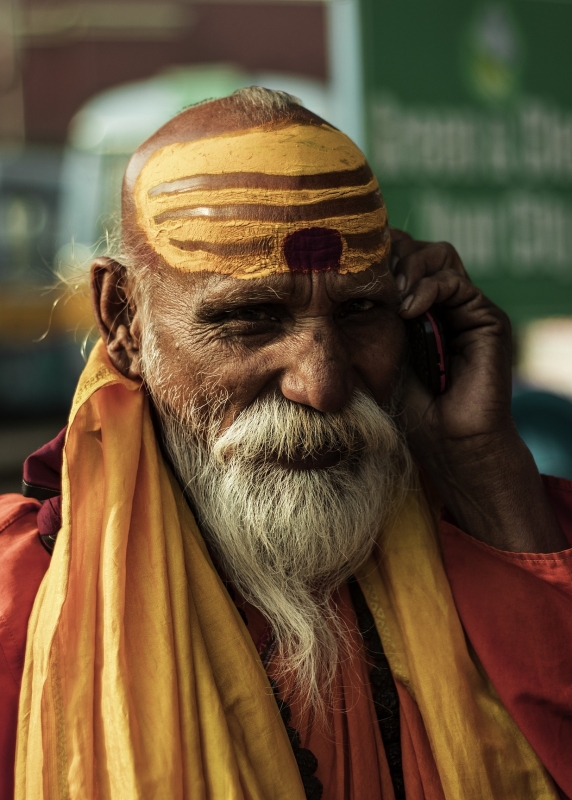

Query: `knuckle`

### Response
(495, 308, 512, 337)
(434, 241, 465, 270)
(477, 295, 511, 337)
(421, 241, 455, 270)
(441, 241, 461, 261)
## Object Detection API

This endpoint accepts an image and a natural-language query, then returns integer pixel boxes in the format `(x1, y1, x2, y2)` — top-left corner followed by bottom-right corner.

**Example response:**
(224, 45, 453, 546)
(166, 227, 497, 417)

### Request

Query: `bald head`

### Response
(123, 88, 316, 195)
(121, 87, 389, 281)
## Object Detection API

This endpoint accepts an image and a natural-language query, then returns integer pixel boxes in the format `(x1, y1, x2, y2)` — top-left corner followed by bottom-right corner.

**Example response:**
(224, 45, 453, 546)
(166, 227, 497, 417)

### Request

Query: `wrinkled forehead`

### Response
(134, 122, 390, 280)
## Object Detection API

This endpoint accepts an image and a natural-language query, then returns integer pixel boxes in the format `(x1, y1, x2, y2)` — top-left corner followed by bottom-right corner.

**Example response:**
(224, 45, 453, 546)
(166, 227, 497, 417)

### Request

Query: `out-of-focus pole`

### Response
(0, 0, 24, 144)
(326, 0, 365, 150)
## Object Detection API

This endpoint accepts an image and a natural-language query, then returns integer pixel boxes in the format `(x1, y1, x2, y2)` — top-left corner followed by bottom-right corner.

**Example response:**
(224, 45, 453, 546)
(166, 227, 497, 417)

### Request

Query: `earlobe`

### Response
(90, 257, 142, 380)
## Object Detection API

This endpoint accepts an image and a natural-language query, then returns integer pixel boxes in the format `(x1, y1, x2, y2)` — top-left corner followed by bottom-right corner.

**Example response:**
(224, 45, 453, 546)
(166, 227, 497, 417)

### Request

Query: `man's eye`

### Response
(225, 307, 279, 323)
(338, 299, 376, 317)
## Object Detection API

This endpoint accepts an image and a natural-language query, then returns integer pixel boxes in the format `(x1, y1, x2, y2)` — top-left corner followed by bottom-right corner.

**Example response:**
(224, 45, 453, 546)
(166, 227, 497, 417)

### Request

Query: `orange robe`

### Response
(235, 584, 444, 800)
(1, 475, 572, 800)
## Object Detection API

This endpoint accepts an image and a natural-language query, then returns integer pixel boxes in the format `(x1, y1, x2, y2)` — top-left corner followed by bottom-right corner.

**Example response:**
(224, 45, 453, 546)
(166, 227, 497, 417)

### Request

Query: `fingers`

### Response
(393, 240, 508, 335)
(393, 239, 471, 319)
(394, 241, 469, 295)
(399, 270, 509, 349)
(391, 236, 508, 338)
(390, 228, 426, 271)
(398, 271, 469, 317)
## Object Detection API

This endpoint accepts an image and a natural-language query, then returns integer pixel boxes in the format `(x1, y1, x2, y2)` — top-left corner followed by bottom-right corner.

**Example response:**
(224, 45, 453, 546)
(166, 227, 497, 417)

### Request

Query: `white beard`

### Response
(141, 336, 412, 715)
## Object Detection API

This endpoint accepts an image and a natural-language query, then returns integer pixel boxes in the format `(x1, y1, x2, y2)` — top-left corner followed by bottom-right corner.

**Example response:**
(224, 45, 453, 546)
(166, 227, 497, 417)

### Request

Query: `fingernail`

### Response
(400, 294, 414, 312)
(395, 273, 406, 293)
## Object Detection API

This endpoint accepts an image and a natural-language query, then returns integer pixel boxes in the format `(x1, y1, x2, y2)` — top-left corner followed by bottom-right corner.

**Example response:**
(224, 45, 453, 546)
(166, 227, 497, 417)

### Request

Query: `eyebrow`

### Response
(195, 282, 290, 313)
(193, 266, 392, 314)
(345, 270, 391, 295)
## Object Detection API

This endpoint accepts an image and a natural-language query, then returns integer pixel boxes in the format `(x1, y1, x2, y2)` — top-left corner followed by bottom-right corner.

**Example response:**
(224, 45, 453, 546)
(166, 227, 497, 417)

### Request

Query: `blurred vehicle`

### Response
(0, 145, 85, 418)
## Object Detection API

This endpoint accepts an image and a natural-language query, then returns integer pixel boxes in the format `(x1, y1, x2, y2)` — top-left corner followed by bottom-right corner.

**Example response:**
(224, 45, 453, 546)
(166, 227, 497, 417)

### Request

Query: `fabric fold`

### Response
(16, 340, 558, 799)
(16, 342, 304, 800)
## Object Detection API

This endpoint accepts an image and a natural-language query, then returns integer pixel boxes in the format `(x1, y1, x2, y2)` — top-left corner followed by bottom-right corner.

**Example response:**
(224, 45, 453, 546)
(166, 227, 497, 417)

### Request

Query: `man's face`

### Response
(140, 258, 406, 460)
(135, 255, 410, 712)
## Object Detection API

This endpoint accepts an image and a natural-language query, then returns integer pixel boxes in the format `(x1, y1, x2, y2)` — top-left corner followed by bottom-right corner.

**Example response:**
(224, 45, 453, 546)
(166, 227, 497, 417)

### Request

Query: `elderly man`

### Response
(1, 87, 572, 800)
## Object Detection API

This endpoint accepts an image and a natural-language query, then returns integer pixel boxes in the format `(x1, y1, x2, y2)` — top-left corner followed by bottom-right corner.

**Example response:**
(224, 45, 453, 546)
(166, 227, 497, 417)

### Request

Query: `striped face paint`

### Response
(134, 122, 390, 279)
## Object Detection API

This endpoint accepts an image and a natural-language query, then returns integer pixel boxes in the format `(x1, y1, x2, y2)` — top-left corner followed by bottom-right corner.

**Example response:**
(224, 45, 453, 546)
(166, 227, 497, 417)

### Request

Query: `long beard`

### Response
(140, 334, 412, 714)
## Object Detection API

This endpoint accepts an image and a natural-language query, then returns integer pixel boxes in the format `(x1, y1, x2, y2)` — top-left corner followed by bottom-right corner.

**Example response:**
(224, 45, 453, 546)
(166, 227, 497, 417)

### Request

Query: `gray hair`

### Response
(229, 85, 303, 119)
(185, 85, 303, 124)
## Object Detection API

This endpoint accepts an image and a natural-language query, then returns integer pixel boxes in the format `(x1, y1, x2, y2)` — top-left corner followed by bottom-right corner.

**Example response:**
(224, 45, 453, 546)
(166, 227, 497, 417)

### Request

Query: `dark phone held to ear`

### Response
(406, 311, 448, 395)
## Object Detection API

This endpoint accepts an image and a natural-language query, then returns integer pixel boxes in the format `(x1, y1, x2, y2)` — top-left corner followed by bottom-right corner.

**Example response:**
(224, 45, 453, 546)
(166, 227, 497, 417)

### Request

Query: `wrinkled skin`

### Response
(95, 260, 405, 421)
(92, 232, 566, 554)
(91, 97, 566, 554)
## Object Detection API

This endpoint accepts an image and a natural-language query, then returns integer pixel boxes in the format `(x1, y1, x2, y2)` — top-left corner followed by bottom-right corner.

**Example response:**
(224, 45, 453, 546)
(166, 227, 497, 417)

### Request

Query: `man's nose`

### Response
(277, 329, 354, 413)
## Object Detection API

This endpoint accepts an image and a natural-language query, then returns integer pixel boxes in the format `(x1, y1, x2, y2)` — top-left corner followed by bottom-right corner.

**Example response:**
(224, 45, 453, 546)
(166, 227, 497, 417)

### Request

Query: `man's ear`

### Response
(91, 257, 142, 380)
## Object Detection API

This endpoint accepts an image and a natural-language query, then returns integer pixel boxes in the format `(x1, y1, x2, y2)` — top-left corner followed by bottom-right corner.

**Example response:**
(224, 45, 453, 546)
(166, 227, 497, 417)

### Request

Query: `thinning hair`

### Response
(225, 85, 303, 121)
(185, 85, 303, 120)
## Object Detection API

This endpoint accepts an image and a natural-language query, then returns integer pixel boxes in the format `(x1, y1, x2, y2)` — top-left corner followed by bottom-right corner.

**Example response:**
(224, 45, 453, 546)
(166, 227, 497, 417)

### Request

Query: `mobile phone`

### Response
(406, 310, 448, 394)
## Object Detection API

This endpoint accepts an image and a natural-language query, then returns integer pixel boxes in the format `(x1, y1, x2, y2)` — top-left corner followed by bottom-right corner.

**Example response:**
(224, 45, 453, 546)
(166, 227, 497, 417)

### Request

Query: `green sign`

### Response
(360, 0, 572, 324)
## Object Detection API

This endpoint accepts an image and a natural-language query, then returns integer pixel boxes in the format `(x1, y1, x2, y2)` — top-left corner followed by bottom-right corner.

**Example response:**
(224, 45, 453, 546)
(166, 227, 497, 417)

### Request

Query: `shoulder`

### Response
(0, 493, 49, 687)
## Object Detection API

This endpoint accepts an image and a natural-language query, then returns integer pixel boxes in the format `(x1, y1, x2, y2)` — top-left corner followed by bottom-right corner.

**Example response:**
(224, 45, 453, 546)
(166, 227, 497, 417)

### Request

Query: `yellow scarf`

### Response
(16, 342, 557, 800)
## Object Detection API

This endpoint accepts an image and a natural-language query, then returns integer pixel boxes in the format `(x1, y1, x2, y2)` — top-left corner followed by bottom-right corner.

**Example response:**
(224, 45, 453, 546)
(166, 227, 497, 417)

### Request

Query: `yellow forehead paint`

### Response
(134, 122, 390, 279)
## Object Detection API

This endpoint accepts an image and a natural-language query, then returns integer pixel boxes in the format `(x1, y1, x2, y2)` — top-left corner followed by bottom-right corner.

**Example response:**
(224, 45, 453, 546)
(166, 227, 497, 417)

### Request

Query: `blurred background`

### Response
(1, 0, 571, 491)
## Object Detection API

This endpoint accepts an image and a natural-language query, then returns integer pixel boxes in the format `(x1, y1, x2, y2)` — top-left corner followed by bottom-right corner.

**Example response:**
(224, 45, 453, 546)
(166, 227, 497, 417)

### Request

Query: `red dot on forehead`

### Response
(283, 227, 343, 273)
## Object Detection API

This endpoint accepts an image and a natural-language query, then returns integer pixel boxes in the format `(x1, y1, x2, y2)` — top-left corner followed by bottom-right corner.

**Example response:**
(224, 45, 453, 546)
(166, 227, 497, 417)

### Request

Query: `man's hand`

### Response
(391, 228, 568, 553)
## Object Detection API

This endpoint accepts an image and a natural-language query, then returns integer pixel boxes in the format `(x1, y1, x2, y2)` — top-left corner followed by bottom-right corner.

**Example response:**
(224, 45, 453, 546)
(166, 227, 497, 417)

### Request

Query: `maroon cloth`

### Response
(37, 494, 63, 540)
(22, 428, 65, 548)
(2, 432, 572, 797)
(22, 426, 66, 494)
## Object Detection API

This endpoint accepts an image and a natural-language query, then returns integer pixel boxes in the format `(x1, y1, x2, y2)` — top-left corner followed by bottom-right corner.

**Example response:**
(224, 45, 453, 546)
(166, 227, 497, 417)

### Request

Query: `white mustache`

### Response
(140, 315, 412, 718)
(211, 391, 403, 467)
